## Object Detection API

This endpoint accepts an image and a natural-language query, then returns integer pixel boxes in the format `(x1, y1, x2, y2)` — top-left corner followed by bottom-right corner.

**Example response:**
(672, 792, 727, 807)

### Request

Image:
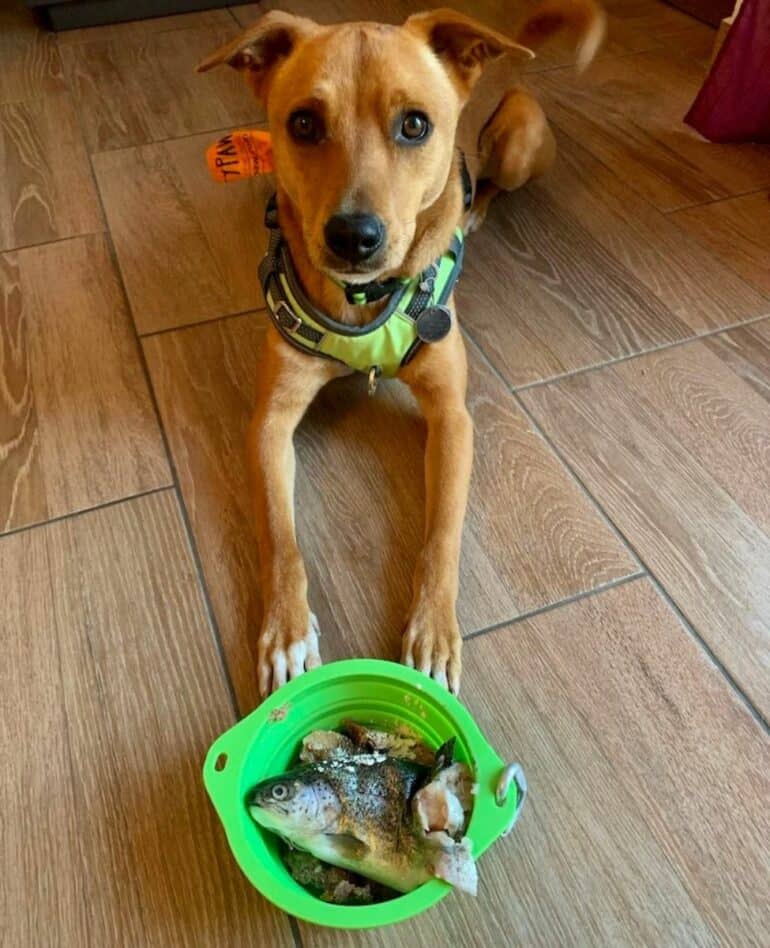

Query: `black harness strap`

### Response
(343, 277, 404, 305)
(460, 151, 474, 212)
(259, 186, 465, 371)
(342, 150, 472, 306)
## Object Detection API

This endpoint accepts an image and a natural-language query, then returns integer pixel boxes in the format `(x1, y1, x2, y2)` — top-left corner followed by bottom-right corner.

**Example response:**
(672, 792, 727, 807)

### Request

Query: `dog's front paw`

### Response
(257, 607, 321, 698)
(401, 599, 462, 695)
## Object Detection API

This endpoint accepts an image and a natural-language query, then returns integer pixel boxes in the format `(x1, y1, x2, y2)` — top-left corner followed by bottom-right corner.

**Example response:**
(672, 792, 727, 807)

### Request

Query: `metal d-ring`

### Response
(496, 762, 528, 836)
(368, 366, 381, 396)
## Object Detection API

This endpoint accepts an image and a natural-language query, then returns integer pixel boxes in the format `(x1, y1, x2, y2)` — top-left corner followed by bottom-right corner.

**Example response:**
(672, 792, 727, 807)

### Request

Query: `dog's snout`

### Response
(324, 213, 385, 264)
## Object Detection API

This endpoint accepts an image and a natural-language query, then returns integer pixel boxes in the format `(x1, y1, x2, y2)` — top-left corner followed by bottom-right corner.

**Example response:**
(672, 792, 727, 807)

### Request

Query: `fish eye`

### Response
(396, 111, 431, 145)
(288, 109, 324, 144)
(271, 783, 290, 801)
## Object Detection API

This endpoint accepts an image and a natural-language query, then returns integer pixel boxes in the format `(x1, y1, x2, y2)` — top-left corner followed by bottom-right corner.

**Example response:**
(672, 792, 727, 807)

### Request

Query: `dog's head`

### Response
(198, 10, 532, 281)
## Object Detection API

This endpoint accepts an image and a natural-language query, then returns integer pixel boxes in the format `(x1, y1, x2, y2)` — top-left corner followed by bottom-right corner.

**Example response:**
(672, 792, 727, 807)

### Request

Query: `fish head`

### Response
(248, 766, 341, 838)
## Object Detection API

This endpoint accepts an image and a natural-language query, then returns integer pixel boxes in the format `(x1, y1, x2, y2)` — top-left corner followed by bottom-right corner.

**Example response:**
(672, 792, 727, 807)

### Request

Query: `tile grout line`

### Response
(524, 38, 680, 76)
(512, 391, 643, 565)
(166, 475, 242, 717)
(510, 310, 770, 393)
(647, 575, 769, 735)
(462, 320, 643, 569)
(515, 390, 770, 732)
(662, 185, 770, 214)
(288, 916, 304, 948)
(88, 119, 268, 158)
(74, 11, 311, 937)
(67, 72, 303, 941)
(51, 0, 767, 735)
(68, 90, 244, 721)
(138, 304, 267, 339)
(463, 570, 647, 642)
(125, 296, 245, 717)
(52, 10, 263, 156)
(1, 228, 106, 258)
(546, 112, 770, 231)
(0, 484, 172, 542)
(132, 304, 243, 719)
(464, 324, 770, 731)
(2, 21, 254, 117)
(134, 295, 243, 720)
(55, 17, 239, 47)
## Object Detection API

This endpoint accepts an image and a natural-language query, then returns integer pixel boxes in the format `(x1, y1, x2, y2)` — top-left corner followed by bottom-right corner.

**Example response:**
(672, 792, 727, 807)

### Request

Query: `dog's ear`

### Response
(196, 11, 319, 103)
(405, 9, 534, 94)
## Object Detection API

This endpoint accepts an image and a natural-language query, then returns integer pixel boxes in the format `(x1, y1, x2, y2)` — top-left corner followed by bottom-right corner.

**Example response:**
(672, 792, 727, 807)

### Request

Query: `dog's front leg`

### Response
(400, 324, 473, 694)
(247, 328, 341, 697)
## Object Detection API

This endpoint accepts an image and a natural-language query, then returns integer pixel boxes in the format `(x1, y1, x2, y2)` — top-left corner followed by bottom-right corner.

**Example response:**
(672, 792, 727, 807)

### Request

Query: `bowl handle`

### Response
(202, 716, 255, 812)
(495, 762, 527, 836)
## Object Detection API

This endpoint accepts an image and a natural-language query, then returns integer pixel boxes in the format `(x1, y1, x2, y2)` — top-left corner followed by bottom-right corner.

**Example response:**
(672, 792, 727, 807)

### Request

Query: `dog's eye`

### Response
(397, 111, 431, 144)
(288, 109, 324, 144)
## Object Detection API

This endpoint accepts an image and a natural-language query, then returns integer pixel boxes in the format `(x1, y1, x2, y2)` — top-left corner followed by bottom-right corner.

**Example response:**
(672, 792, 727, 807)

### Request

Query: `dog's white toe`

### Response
(258, 611, 322, 698)
(401, 605, 462, 696)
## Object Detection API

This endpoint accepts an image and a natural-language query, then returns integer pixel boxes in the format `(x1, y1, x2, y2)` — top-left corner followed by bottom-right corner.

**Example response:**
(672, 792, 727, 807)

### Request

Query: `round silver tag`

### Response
(415, 305, 452, 343)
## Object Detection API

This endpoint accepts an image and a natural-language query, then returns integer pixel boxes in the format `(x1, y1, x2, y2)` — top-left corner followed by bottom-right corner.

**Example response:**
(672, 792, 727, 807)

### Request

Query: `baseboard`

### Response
(25, 0, 232, 31)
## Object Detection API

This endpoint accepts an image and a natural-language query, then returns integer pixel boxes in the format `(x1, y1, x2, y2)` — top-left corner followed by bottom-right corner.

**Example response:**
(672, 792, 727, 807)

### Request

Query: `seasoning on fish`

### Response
(341, 720, 435, 766)
(248, 740, 478, 894)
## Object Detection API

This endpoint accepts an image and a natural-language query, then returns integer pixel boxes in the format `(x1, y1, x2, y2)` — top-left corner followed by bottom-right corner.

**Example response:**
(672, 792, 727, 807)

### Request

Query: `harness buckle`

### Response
(368, 366, 381, 396)
(275, 301, 302, 334)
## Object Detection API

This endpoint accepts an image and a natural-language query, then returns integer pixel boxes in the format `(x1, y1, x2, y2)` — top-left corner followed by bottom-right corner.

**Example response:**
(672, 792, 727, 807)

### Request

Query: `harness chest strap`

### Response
(259, 197, 466, 383)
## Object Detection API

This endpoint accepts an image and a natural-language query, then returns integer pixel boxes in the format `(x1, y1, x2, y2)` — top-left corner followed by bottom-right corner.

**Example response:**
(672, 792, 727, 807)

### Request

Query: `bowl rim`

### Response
(203, 658, 522, 929)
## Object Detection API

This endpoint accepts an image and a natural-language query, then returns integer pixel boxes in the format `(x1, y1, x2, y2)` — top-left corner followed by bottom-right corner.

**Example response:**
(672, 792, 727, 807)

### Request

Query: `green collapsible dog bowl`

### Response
(203, 658, 526, 930)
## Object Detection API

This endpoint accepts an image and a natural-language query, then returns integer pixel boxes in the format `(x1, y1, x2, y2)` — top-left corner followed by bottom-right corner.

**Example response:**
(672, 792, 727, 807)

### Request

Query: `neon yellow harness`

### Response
(259, 196, 465, 385)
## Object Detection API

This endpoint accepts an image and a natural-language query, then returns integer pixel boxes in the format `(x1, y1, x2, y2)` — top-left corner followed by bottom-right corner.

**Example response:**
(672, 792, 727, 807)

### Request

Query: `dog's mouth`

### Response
(311, 241, 389, 281)
(321, 250, 395, 283)
(324, 265, 387, 282)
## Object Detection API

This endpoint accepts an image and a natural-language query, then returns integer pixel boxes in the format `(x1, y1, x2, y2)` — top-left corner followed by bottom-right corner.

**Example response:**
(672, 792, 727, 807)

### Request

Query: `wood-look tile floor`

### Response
(1, 1, 768, 945)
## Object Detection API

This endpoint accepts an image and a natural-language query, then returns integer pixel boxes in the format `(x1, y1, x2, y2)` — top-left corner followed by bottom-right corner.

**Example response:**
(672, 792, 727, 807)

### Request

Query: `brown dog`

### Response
(199, 2, 605, 698)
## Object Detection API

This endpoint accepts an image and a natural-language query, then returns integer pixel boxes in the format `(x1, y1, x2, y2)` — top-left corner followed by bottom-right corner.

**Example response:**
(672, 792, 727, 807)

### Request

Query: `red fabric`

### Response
(685, 0, 770, 142)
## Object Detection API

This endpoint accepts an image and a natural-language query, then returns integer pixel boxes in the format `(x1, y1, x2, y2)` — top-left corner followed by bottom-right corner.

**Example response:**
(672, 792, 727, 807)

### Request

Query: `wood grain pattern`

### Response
(457, 128, 766, 387)
(56, 8, 235, 44)
(231, 0, 425, 29)
(0, 235, 170, 533)
(300, 578, 770, 947)
(521, 338, 770, 718)
(655, 20, 716, 66)
(231, 0, 545, 33)
(601, 0, 717, 65)
(0, 490, 294, 948)
(672, 191, 770, 297)
(143, 314, 636, 711)
(59, 24, 261, 153)
(93, 132, 272, 333)
(1, 6, 766, 943)
(0, 91, 103, 251)
(0, 2, 65, 105)
(704, 318, 770, 402)
(526, 0, 712, 69)
(527, 50, 770, 212)
(606, 0, 714, 36)
(230, 0, 698, 70)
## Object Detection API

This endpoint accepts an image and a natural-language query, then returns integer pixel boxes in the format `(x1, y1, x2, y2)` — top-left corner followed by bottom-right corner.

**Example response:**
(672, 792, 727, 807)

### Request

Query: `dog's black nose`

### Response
(324, 213, 385, 263)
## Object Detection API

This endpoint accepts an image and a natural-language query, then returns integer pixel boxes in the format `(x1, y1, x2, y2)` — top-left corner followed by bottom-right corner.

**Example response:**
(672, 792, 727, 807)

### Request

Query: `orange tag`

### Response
(206, 129, 274, 182)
